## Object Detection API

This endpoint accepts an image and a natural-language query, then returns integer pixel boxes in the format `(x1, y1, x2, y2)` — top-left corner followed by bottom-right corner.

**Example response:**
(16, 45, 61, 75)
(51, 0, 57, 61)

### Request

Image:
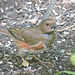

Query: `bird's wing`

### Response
(8, 28, 25, 42)
(7, 28, 48, 45)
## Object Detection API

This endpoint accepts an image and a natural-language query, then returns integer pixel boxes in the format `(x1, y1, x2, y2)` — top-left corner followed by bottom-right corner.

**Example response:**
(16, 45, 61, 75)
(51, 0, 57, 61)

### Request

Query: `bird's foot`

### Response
(24, 67, 37, 74)
(22, 58, 37, 74)
(32, 55, 54, 67)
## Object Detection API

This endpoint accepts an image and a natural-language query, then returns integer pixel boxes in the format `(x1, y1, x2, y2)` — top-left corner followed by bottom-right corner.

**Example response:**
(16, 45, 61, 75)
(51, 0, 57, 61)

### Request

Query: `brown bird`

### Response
(0, 19, 56, 74)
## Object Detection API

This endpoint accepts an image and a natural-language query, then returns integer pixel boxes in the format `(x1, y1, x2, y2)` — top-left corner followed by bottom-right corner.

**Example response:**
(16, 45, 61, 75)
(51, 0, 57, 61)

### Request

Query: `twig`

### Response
(42, 0, 57, 21)
(58, 24, 75, 32)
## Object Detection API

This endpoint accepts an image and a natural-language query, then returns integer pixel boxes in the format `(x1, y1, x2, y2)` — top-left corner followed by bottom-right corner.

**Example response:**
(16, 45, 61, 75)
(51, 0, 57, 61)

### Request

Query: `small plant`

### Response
(54, 71, 75, 75)
(70, 53, 75, 66)
(54, 53, 75, 75)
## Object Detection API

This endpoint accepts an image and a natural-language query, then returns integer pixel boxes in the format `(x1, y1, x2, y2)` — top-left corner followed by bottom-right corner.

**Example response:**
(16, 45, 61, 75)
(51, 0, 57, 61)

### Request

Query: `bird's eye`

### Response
(46, 24, 49, 26)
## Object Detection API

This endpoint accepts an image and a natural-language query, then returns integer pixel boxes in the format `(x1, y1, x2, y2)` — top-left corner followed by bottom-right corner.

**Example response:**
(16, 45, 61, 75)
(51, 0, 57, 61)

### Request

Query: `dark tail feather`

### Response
(0, 26, 12, 37)
(0, 26, 8, 34)
(0, 26, 16, 40)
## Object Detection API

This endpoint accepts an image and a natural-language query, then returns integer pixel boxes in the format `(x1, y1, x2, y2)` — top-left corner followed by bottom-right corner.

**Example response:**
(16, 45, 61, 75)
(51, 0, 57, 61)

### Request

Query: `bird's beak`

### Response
(53, 24, 57, 29)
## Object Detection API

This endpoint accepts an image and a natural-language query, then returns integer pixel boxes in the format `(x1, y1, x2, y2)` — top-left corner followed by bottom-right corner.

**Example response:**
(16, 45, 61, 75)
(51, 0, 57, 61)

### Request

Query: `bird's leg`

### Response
(22, 58, 37, 74)
(32, 55, 54, 66)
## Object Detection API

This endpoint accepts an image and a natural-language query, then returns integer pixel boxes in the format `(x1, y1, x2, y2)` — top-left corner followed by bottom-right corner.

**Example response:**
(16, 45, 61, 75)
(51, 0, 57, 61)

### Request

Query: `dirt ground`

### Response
(0, 0, 75, 75)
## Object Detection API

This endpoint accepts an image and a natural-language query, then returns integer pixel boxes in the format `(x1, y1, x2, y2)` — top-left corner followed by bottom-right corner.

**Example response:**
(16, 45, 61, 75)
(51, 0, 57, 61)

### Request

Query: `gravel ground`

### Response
(0, 0, 75, 75)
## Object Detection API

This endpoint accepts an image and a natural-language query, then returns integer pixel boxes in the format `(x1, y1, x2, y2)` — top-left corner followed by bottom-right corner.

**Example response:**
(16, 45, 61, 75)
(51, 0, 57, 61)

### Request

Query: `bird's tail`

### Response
(0, 26, 16, 41)
(0, 26, 11, 36)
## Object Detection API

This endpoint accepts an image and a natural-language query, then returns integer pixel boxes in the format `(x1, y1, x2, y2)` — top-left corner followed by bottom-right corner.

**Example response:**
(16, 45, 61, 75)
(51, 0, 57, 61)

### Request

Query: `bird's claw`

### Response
(23, 67, 37, 74)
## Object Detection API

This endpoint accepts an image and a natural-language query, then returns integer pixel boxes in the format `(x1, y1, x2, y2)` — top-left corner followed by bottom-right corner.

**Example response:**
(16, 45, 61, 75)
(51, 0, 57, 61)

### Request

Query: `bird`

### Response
(0, 19, 56, 74)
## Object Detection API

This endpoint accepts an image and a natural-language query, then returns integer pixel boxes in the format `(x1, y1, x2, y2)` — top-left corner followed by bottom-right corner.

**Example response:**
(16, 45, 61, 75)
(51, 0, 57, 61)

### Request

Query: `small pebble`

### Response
(59, 65, 62, 69)
(48, 69, 52, 74)
(0, 43, 3, 47)
(0, 61, 3, 64)
(26, 2, 32, 4)
(0, 8, 4, 13)
(55, 56, 58, 61)
(7, 62, 13, 65)
(8, 41, 11, 45)
(31, 19, 37, 24)
(10, 65, 14, 68)
(60, 50, 65, 53)
(63, 31, 69, 35)
(38, 66, 42, 70)
(57, 41, 62, 44)
(61, 38, 66, 42)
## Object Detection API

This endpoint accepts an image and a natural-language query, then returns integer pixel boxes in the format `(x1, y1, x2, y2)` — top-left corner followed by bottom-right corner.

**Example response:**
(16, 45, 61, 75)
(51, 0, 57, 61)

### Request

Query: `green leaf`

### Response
(54, 71, 75, 75)
(70, 53, 75, 66)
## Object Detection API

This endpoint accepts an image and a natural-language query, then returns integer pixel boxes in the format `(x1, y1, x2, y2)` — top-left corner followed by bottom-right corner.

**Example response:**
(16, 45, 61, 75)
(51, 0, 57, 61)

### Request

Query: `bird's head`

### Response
(40, 19, 57, 34)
